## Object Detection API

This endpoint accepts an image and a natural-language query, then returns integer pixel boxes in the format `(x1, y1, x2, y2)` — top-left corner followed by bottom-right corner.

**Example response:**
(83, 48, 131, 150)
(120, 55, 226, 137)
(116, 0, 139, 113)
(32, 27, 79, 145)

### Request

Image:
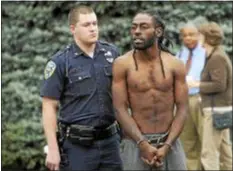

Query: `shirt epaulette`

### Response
(99, 40, 120, 56)
(99, 40, 116, 49)
(51, 45, 71, 60)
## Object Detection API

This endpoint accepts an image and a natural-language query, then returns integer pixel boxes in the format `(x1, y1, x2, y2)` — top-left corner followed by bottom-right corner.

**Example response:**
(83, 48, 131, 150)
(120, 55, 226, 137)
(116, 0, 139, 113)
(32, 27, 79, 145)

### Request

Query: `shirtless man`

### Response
(112, 10, 188, 170)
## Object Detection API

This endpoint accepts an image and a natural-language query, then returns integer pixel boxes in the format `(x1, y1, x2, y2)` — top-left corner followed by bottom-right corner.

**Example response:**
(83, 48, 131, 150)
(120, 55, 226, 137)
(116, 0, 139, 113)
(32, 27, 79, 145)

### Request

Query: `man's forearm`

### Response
(115, 108, 144, 143)
(165, 107, 187, 146)
(42, 106, 59, 151)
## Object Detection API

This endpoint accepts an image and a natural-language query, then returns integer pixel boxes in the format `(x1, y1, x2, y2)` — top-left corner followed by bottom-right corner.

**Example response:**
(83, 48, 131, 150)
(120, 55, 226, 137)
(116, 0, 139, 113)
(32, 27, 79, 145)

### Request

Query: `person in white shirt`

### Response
(176, 22, 206, 170)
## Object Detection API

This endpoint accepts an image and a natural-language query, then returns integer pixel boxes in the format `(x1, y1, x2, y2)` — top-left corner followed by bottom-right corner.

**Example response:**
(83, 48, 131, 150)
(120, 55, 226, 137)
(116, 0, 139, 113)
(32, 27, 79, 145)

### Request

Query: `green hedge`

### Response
(2, 1, 232, 170)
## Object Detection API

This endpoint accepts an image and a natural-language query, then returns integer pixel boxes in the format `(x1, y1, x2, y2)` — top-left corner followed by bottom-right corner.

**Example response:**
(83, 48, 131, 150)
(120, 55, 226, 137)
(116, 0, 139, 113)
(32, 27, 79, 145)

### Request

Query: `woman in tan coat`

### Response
(188, 22, 232, 170)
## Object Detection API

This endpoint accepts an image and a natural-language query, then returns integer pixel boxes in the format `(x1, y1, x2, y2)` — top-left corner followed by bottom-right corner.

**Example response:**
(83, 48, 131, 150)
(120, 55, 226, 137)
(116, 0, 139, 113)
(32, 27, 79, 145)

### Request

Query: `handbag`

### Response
(211, 95, 232, 130)
(212, 110, 232, 130)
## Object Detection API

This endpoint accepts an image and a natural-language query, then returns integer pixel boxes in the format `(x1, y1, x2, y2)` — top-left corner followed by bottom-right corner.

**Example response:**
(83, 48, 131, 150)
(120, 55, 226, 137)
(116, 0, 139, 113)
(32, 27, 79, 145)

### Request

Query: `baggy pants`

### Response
(120, 133, 187, 170)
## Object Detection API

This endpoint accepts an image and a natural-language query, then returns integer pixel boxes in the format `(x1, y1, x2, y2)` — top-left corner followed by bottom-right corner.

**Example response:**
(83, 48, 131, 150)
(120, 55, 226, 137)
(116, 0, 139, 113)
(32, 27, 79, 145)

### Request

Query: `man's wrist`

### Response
(163, 142, 172, 150)
(137, 137, 146, 145)
(136, 137, 150, 148)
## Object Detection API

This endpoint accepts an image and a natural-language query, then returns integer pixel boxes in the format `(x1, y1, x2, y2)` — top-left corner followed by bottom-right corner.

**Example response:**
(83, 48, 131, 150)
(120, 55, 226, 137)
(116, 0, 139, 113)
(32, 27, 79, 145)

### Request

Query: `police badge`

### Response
(44, 61, 56, 79)
(104, 51, 114, 63)
(106, 57, 114, 63)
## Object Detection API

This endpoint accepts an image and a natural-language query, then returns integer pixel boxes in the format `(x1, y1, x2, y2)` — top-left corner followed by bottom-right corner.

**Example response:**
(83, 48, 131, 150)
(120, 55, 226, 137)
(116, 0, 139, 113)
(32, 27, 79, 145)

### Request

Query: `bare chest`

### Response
(127, 63, 174, 92)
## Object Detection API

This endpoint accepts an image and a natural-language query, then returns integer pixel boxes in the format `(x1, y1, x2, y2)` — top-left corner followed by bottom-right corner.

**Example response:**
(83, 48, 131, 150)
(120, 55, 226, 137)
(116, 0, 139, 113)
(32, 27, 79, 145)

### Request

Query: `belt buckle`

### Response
(154, 137, 165, 148)
(156, 137, 162, 144)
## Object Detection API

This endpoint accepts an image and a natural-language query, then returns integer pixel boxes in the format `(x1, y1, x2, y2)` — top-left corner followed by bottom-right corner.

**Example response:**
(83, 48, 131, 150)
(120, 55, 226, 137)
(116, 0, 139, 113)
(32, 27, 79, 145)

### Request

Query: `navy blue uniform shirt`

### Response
(40, 41, 120, 128)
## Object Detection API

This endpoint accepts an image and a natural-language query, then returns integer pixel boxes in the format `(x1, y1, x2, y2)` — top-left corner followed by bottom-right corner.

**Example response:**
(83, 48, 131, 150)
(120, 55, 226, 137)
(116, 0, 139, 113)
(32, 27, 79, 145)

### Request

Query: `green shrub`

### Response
(2, 1, 232, 169)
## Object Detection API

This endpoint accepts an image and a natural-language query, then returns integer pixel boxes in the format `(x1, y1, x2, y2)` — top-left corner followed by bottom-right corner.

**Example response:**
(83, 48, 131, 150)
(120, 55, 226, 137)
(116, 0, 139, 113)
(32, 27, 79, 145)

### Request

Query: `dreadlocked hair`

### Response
(138, 10, 174, 55)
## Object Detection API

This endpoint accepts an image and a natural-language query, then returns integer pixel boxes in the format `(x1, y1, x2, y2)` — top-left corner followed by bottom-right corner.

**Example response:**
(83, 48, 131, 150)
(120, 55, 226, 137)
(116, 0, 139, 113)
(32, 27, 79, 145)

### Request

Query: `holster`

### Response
(57, 131, 69, 167)
(66, 124, 95, 147)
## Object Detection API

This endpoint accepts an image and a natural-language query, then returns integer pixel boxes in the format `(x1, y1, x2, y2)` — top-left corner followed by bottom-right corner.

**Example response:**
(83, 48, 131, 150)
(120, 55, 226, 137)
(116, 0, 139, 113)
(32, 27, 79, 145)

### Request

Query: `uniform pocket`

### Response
(69, 71, 91, 83)
(67, 65, 94, 96)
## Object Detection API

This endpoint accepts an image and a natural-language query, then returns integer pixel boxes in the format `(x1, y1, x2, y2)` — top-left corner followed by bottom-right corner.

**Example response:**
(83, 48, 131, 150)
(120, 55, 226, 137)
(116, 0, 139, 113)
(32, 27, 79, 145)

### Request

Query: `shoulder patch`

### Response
(44, 61, 56, 79)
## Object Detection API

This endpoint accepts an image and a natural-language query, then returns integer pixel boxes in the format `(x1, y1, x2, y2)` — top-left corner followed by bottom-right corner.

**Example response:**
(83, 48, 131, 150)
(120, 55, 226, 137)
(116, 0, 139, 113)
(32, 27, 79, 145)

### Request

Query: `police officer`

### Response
(41, 5, 122, 171)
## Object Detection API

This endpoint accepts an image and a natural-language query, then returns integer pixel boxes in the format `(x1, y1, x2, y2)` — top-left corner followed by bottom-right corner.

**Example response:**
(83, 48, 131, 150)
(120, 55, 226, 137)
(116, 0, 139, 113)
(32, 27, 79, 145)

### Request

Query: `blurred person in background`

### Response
(189, 21, 232, 170)
(176, 22, 206, 170)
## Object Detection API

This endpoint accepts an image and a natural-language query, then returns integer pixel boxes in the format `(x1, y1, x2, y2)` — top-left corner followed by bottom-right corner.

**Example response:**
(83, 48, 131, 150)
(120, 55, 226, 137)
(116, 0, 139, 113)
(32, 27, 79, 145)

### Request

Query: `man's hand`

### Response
(139, 141, 158, 165)
(152, 144, 170, 168)
(45, 148, 61, 171)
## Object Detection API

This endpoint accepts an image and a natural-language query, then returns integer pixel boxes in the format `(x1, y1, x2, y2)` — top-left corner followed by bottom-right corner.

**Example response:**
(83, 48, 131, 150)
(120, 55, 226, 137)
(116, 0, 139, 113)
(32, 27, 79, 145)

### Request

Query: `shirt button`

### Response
(78, 76, 82, 80)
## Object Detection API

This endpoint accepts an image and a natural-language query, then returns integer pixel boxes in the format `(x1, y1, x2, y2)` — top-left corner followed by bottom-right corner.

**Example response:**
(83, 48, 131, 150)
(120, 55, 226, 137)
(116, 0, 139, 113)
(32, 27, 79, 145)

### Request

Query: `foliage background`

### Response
(1, 1, 232, 170)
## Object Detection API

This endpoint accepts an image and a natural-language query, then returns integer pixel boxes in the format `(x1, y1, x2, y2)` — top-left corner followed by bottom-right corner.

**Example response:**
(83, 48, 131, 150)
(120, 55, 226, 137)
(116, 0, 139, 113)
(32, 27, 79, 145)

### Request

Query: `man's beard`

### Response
(133, 36, 156, 50)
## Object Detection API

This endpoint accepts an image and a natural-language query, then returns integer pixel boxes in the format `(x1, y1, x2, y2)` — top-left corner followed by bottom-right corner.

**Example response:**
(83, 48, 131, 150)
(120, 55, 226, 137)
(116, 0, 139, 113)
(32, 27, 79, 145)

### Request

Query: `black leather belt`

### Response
(59, 121, 119, 141)
(93, 122, 119, 140)
(146, 132, 169, 145)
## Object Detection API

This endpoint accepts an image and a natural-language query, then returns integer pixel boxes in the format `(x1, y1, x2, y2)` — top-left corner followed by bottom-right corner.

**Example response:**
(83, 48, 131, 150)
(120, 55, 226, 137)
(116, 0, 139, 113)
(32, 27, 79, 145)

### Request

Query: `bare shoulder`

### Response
(113, 50, 133, 69)
(162, 52, 185, 74)
(172, 56, 185, 70)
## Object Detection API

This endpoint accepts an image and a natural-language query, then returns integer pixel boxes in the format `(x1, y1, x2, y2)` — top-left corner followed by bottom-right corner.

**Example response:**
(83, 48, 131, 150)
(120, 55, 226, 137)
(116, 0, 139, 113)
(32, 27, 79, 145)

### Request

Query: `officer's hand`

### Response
(45, 148, 60, 171)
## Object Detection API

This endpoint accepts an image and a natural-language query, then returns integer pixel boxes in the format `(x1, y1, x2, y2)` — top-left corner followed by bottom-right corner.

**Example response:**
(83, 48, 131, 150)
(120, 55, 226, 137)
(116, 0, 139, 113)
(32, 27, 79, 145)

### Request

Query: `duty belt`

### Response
(59, 121, 119, 141)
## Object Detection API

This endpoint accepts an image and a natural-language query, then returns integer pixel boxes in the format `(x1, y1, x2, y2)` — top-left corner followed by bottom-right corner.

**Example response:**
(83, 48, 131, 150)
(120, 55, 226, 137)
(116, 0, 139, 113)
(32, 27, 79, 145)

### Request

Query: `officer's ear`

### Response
(70, 24, 76, 34)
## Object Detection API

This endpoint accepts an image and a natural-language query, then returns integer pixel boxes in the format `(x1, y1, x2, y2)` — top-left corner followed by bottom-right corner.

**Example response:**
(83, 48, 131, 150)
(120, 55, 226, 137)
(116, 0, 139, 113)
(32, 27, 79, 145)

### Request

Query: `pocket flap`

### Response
(69, 71, 91, 83)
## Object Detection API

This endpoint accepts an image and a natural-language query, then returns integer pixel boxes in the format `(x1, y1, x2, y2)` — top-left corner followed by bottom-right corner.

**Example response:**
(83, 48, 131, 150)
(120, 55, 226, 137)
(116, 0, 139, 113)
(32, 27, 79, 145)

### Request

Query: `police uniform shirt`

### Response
(40, 41, 120, 128)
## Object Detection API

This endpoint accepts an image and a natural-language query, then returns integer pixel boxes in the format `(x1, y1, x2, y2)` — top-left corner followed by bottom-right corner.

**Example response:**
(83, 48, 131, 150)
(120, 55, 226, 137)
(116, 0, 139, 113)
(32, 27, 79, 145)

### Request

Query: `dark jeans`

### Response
(61, 133, 123, 171)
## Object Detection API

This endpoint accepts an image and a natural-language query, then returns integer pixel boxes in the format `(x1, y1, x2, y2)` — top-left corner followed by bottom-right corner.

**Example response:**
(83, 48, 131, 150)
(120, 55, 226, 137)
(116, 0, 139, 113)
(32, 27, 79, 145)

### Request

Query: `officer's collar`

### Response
(72, 41, 106, 58)
(95, 41, 107, 54)
(72, 41, 84, 57)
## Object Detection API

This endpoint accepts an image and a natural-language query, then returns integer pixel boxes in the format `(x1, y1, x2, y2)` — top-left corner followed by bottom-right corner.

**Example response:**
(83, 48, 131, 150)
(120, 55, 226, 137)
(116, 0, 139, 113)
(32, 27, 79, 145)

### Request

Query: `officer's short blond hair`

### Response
(68, 5, 94, 26)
